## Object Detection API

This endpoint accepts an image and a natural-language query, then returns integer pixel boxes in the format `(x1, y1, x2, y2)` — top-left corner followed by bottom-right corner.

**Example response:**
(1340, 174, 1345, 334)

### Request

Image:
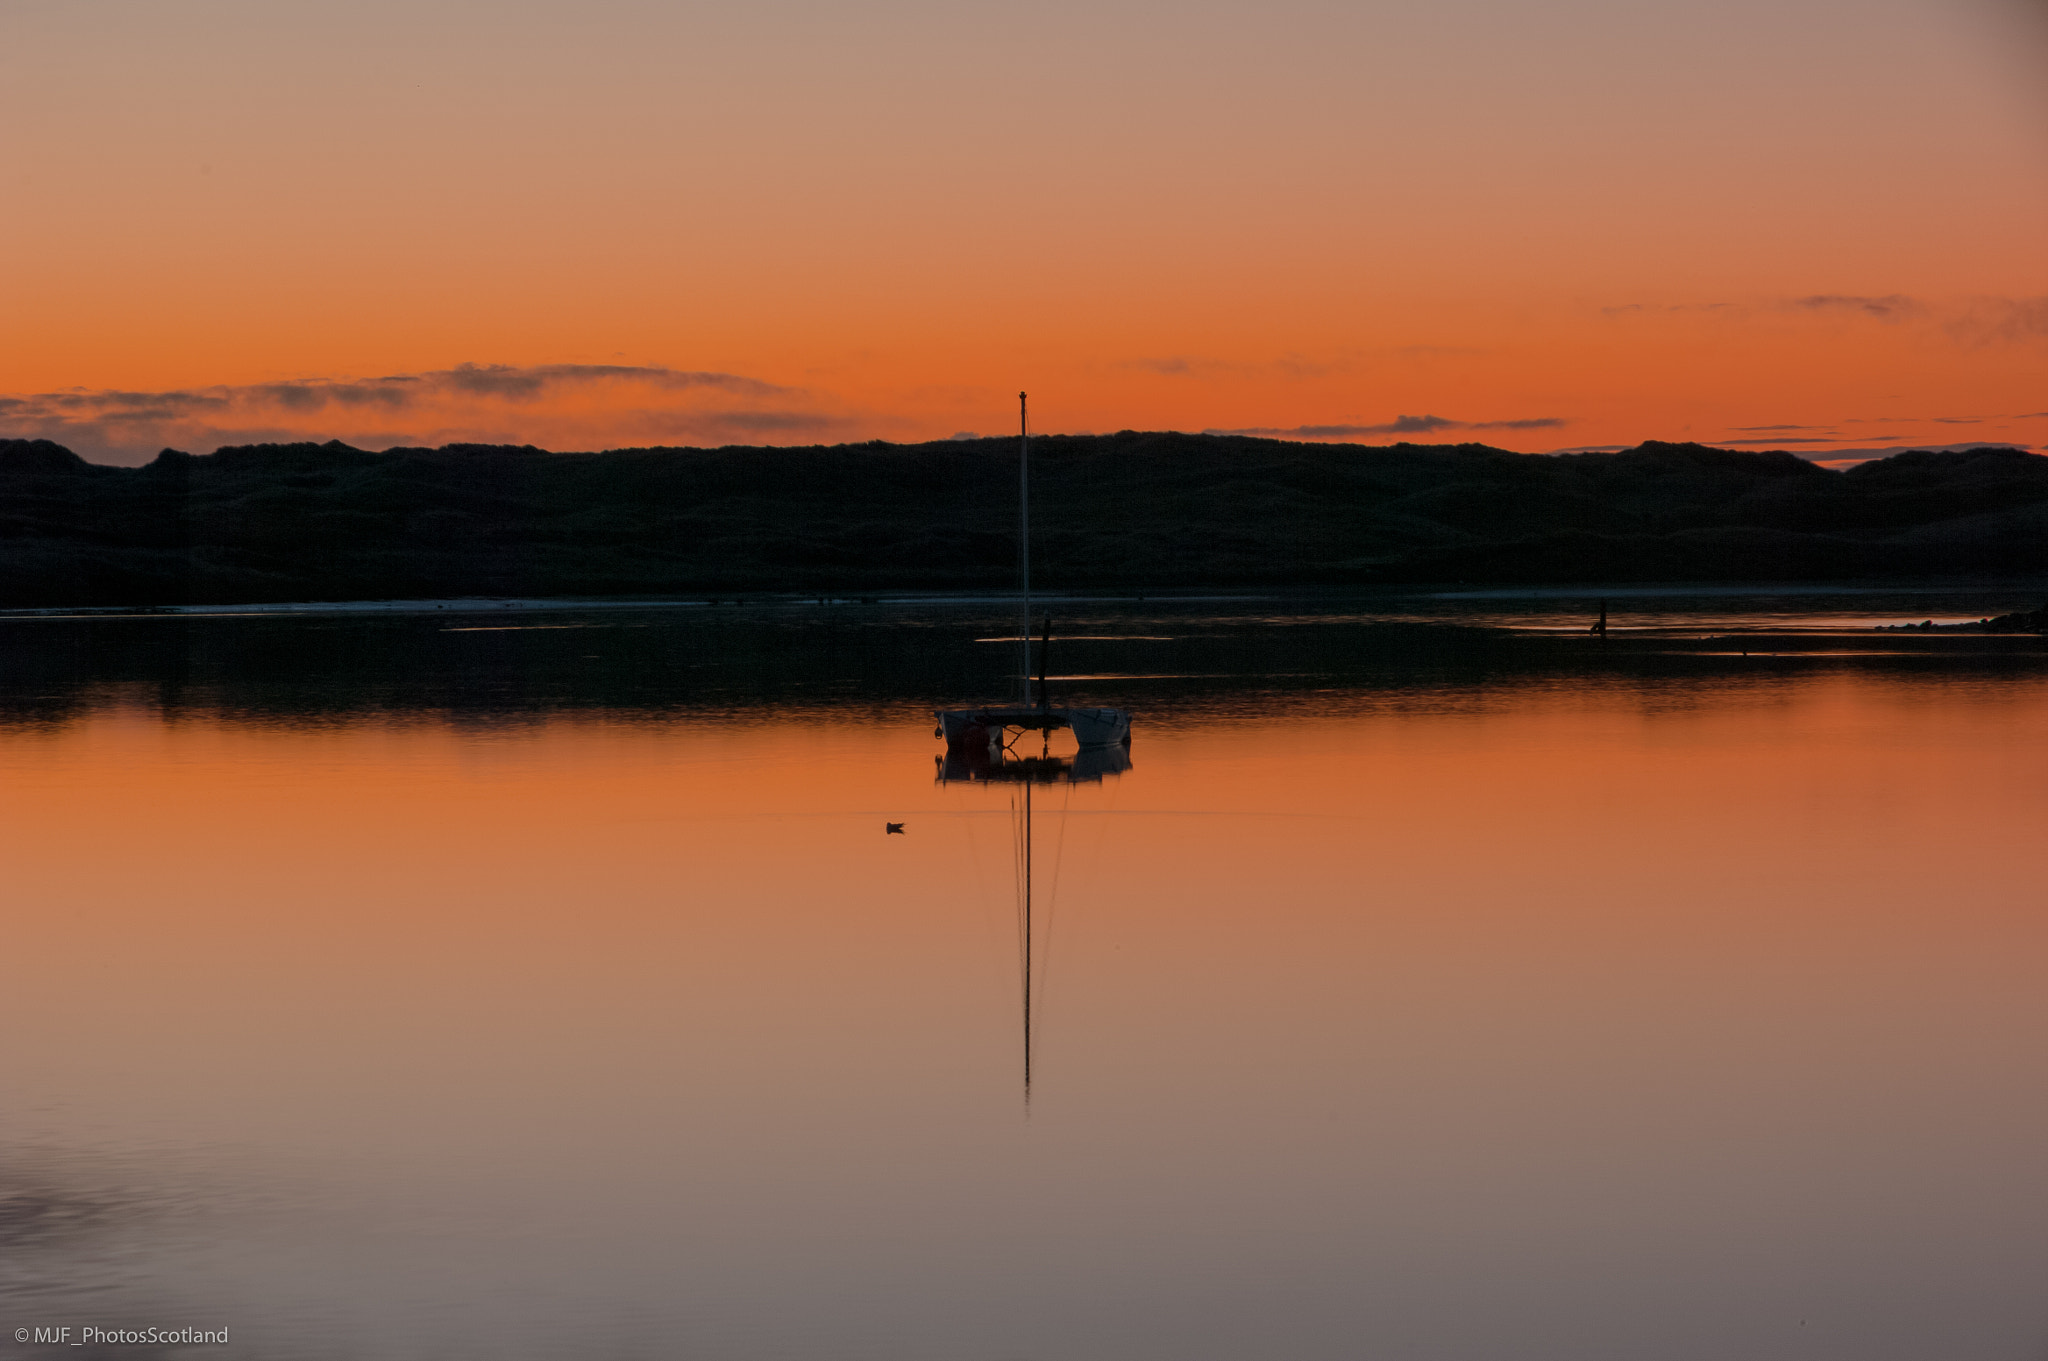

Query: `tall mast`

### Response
(1019, 396, 1034, 1101)
(1019, 391, 1031, 704)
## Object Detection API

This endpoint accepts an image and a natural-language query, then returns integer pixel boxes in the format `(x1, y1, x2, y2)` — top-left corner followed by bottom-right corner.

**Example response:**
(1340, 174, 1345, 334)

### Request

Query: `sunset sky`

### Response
(4, 0, 2045, 465)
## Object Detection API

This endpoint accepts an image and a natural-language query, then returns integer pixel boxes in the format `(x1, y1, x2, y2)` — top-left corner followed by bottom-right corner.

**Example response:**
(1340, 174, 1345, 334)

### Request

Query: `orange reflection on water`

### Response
(3, 670, 2048, 1358)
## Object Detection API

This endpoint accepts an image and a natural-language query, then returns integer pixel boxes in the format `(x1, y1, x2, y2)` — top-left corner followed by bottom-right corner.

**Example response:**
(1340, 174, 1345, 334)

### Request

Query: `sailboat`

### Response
(935, 392, 1134, 765)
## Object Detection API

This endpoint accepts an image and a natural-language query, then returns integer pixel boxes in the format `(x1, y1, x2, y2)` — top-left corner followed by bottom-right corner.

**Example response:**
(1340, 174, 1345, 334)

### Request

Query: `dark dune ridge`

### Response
(0, 432, 2044, 605)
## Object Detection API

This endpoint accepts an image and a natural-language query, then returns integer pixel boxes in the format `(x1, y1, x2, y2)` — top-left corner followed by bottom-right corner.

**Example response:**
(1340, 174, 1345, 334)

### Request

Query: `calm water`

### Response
(3, 592, 2047, 1359)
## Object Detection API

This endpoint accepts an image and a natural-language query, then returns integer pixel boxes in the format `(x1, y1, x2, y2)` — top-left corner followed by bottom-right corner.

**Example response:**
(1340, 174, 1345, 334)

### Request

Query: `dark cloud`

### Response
(1721, 440, 2035, 459)
(0, 363, 825, 465)
(251, 364, 790, 408)
(328, 385, 417, 408)
(1731, 424, 1829, 432)
(250, 384, 329, 411)
(1548, 438, 2037, 463)
(1206, 414, 1455, 437)
(100, 407, 204, 424)
(444, 366, 547, 398)
(1204, 414, 1565, 438)
(1376, 414, 1459, 434)
(35, 389, 232, 413)
(14, 364, 789, 421)
(1790, 294, 1925, 320)
(533, 363, 784, 394)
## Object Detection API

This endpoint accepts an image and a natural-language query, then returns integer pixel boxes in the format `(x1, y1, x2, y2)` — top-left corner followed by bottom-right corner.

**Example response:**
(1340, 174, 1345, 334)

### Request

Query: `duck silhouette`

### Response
(885, 822, 905, 835)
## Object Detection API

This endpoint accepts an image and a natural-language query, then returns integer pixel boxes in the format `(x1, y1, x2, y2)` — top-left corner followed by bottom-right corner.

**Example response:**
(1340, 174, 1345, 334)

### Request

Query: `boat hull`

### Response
(937, 704, 1132, 751)
(1062, 706, 1131, 749)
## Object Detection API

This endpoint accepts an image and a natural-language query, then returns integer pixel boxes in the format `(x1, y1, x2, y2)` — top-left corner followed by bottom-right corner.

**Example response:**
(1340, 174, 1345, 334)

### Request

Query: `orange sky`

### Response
(3, 0, 2045, 464)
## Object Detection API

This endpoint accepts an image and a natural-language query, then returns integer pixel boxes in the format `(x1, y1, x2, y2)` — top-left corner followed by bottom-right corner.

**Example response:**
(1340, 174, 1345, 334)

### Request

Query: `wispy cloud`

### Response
(1784, 292, 2048, 344)
(1124, 357, 1197, 375)
(1947, 296, 2048, 346)
(0, 364, 849, 465)
(1601, 302, 1738, 316)
(1606, 292, 2048, 356)
(1788, 294, 1927, 321)
(1716, 410, 2045, 458)
(1203, 414, 1567, 439)
(1844, 415, 1998, 426)
(1721, 439, 2035, 457)
(1471, 417, 1570, 431)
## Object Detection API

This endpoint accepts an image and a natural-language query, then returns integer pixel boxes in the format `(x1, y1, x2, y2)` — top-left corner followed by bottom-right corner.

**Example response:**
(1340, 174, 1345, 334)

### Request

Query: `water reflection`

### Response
(3, 601, 2048, 1359)
(3, 593, 2041, 732)
(932, 717, 1134, 1102)
(934, 739, 1133, 786)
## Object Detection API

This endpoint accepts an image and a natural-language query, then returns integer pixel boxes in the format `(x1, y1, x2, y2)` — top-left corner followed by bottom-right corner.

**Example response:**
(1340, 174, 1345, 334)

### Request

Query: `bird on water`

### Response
(885, 822, 905, 835)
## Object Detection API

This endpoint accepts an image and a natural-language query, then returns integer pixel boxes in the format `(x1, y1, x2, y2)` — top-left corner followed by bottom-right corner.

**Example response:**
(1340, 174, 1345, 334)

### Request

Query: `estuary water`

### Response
(3, 590, 2047, 1360)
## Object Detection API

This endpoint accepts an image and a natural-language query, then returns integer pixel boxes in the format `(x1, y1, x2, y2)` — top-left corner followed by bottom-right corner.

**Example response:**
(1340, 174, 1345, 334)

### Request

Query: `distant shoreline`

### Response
(3, 434, 2045, 608)
(1, 581, 2042, 630)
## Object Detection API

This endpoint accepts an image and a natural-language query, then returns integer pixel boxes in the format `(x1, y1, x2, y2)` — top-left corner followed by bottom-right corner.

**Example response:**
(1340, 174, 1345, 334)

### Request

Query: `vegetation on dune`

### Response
(0, 432, 2044, 605)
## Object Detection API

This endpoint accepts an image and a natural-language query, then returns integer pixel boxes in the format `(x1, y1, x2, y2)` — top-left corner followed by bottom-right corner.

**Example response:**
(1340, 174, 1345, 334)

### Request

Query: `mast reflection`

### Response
(935, 736, 1131, 1103)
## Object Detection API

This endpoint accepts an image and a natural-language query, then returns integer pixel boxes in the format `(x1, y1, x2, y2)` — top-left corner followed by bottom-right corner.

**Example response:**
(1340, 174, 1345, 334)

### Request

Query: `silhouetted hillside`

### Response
(0, 433, 2044, 605)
